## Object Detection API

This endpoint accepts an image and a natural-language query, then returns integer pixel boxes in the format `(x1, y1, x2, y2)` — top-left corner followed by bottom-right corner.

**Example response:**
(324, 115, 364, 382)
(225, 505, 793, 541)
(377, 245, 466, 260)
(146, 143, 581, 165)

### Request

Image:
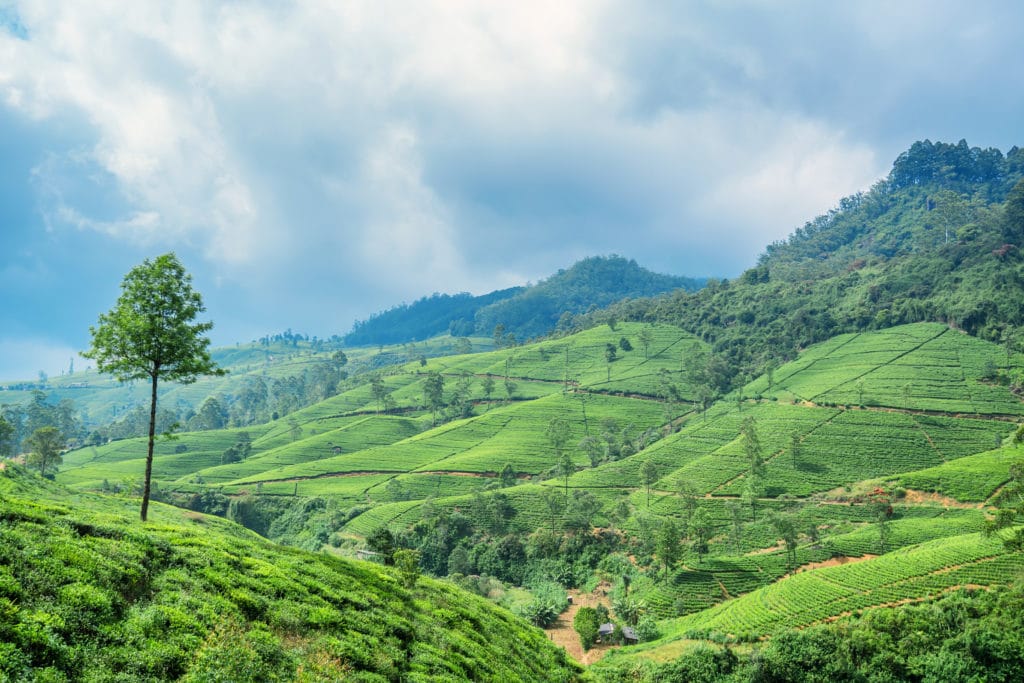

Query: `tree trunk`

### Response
(141, 367, 159, 521)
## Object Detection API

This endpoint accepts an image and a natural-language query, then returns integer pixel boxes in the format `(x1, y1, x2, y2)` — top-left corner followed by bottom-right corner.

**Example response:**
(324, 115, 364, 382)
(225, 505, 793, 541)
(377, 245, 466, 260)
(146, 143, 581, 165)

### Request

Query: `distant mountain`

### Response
(343, 287, 524, 346)
(344, 255, 705, 346)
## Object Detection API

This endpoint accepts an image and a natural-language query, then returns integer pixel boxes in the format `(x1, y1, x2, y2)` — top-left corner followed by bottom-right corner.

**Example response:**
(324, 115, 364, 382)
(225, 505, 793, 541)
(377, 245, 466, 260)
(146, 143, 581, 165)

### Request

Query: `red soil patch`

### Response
(788, 554, 878, 576)
(901, 489, 979, 508)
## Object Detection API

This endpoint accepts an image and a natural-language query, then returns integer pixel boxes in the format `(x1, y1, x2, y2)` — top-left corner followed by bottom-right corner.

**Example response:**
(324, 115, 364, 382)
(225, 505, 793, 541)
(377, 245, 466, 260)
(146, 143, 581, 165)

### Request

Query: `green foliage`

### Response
(25, 426, 63, 477)
(567, 142, 1024, 392)
(516, 582, 568, 628)
(655, 518, 680, 571)
(83, 253, 222, 389)
(394, 549, 421, 588)
(344, 255, 703, 346)
(83, 253, 223, 521)
(0, 414, 14, 457)
(985, 459, 1024, 551)
(574, 605, 600, 651)
(0, 465, 585, 682)
(597, 582, 1024, 683)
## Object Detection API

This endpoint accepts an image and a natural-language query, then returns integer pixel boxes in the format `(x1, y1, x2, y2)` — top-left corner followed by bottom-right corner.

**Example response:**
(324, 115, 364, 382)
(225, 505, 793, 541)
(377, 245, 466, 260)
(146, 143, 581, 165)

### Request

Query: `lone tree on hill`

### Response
(84, 253, 223, 521)
(638, 326, 654, 359)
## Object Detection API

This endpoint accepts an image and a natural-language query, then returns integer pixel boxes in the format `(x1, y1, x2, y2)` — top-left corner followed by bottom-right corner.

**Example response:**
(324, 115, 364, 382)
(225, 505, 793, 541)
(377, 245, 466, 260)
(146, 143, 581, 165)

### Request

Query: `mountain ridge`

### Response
(343, 255, 705, 346)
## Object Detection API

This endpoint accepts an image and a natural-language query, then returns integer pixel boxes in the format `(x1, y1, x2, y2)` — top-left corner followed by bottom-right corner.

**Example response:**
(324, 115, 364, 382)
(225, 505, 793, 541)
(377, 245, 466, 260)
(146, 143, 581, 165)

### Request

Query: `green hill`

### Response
(0, 463, 585, 682)
(571, 140, 1024, 392)
(345, 255, 704, 346)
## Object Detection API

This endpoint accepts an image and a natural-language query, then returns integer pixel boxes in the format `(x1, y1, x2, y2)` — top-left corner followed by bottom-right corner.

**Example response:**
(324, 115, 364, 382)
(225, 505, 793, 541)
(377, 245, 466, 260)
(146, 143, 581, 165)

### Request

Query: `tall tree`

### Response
(741, 417, 763, 471)
(638, 326, 654, 359)
(25, 426, 63, 477)
(0, 414, 14, 458)
(547, 417, 571, 460)
(640, 460, 658, 508)
(770, 513, 799, 568)
(678, 481, 699, 528)
(541, 487, 564, 532)
(656, 518, 681, 572)
(370, 374, 389, 414)
(1004, 178, 1024, 242)
(192, 396, 227, 431)
(422, 371, 445, 424)
(83, 253, 223, 521)
(789, 432, 801, 469)
(689, 506, 714, 564)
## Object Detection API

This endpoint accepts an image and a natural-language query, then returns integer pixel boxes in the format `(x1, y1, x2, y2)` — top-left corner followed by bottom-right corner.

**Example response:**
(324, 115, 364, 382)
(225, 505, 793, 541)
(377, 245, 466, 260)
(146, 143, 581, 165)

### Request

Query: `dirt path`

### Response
(543, 583, 615, 666)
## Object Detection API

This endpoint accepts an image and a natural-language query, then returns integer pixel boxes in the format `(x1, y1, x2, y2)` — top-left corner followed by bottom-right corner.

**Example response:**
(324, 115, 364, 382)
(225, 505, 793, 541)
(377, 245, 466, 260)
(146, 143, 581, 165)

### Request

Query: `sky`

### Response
(1, 1, 1023, 380)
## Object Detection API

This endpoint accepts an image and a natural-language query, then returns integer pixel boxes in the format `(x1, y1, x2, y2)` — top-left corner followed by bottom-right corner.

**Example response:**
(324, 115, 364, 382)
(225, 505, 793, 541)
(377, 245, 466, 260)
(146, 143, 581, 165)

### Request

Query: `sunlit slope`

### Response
(59, 322, 705, 501)
(222, 393, 667, 496)
(57, 415, 421, 491)
(3, 334, 494, 424)
(571, 323, 1020, 498)
(745, 322, 1023, 415)
(420, 322, 705, 395)
(0, 464, 586, 682)
(595, 530, 1024, 669)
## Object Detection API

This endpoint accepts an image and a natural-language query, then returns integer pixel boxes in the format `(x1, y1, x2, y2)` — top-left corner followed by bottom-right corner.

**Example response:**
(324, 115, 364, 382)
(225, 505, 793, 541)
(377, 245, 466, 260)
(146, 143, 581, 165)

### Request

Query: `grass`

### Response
(748, 323, 1024, 415)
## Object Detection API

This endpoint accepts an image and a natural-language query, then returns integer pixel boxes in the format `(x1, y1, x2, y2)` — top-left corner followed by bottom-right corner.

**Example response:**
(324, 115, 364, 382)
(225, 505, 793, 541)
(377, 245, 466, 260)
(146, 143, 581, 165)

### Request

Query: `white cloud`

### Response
(1, 0, 1020, 342)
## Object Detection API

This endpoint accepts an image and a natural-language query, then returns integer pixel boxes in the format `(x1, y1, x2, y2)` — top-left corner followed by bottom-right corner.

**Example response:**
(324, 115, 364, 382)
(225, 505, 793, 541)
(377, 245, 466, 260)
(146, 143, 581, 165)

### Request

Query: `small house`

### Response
(598, 623, 615, 639)
(621, 626, 639, 643)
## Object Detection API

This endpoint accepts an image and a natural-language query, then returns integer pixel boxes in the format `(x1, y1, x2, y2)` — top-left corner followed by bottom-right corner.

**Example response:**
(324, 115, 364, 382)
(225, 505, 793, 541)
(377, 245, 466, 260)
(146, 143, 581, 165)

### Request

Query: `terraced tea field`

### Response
(54, 321, 1024, 659)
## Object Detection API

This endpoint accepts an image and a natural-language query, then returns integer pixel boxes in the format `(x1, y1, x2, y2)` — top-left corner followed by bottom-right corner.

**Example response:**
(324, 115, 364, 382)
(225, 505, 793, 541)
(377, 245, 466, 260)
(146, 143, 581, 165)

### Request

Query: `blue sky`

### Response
(1, 1, 1023, 380)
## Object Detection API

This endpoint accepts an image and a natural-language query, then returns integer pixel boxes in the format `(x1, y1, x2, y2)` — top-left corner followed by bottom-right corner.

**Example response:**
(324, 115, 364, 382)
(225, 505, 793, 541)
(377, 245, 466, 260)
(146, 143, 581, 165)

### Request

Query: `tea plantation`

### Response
(46, 321, 1024, 679)
(0, 464, 585, 682)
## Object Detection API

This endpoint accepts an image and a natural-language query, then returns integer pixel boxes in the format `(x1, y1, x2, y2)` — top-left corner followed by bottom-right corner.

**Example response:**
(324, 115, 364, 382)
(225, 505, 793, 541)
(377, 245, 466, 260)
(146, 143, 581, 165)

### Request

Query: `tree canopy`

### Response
(83, 253, 223, 520)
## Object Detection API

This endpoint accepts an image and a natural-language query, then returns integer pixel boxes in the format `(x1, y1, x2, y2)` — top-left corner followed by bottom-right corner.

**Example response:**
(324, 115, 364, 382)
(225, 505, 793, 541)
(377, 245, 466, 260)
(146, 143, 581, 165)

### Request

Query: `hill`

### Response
(344, 255, 704, 346)
(0, 463, 585, 682)
(569, 140, 1024, 391)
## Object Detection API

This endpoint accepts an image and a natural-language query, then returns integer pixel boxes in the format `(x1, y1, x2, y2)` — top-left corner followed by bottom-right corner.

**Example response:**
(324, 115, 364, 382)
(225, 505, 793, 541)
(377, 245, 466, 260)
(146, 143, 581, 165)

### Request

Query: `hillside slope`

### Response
(0, 464, 585, 682)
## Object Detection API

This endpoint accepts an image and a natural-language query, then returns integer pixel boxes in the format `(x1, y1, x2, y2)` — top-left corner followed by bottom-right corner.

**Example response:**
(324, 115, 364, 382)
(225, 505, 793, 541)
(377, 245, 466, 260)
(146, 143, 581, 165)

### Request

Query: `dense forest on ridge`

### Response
(344, 255, 704, 346)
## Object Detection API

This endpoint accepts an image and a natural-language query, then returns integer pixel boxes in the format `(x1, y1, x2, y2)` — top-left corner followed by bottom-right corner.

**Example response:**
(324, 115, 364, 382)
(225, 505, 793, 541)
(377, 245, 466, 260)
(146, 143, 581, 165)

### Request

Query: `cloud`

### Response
(0, 0, 1021, 350)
